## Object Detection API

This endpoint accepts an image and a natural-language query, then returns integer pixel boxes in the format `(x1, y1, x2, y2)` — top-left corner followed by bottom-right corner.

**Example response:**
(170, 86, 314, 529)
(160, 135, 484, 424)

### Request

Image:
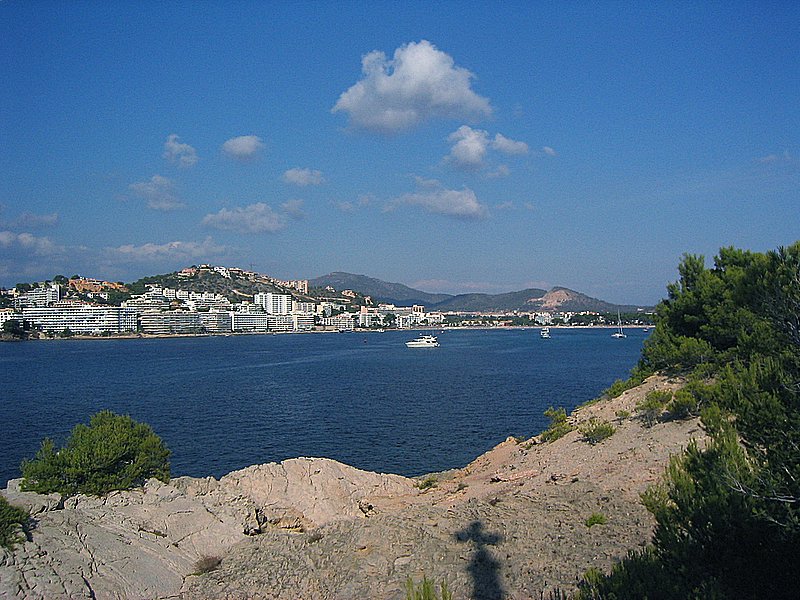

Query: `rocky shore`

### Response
(1, 375, 702, 599)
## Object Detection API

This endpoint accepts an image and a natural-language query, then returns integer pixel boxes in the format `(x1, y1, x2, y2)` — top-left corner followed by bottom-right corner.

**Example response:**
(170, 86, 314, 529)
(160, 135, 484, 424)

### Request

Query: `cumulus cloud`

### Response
(493, 133, 529, 155)
(162, 134, 198, 167)
(222, 135, 264, 160)
(283, 168, 324, 186)
(202, 202, 287, 234)
(542, 146, 557, 157)
(0, 230, 61, 256)
(447, 125, 490, 169)
(332, 40, 492, 133)
(392, 179, 487, 219)
(107, 238, 226, 262)
(446, 126, 528, 169)
(129, 175, 184, 210)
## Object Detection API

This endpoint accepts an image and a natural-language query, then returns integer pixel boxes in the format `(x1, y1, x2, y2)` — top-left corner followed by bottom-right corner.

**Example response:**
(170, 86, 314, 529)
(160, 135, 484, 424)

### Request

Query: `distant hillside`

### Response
(129, 269, 308, 303)
(310, 272, 650, 313)
(309, 272, 451, 306)
(432, 288, 547, 312)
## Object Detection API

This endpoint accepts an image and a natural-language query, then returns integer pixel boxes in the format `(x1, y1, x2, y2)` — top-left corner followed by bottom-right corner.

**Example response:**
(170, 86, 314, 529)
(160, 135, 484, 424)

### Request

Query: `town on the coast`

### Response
(0, 264, 653, 338)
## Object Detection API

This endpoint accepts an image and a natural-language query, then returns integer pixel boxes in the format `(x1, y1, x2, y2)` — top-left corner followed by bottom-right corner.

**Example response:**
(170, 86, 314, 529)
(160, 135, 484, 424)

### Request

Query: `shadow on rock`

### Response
(455, 520, 505, 600)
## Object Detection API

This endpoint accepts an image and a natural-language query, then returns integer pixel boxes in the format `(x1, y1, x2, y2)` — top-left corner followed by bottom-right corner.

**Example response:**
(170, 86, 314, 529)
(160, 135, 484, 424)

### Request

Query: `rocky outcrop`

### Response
(1, 376, 703, 599)
(0, 458, 416, 599)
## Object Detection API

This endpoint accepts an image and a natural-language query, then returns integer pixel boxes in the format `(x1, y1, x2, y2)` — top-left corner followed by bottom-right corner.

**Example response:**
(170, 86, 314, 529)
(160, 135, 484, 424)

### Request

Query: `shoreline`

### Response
(4, 324, 651, 343)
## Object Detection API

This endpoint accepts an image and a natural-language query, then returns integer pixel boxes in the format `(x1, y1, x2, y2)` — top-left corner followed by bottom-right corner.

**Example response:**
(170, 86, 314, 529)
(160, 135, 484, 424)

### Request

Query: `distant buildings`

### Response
(22, 303, 137, 334)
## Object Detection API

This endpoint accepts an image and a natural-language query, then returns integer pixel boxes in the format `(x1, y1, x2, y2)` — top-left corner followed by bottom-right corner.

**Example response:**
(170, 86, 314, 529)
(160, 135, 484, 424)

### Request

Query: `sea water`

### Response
(0, 328, 647, 486)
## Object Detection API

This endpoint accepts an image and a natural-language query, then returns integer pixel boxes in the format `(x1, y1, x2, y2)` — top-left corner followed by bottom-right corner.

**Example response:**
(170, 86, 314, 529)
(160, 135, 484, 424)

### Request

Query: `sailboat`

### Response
(612, 311, 626, 338)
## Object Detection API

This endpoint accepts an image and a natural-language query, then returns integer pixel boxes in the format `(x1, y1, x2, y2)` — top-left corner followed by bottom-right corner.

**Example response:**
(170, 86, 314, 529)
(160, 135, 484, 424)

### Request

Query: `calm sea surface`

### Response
(0, 328, 648, 486)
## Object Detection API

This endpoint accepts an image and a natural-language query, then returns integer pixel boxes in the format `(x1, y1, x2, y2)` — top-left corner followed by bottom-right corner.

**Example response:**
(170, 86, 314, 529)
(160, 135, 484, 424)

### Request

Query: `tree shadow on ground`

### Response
(455, 520, 505, 600)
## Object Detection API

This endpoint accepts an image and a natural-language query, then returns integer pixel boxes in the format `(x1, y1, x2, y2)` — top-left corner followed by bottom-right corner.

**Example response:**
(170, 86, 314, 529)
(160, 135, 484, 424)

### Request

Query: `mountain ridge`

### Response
(309, 272, 650, 313)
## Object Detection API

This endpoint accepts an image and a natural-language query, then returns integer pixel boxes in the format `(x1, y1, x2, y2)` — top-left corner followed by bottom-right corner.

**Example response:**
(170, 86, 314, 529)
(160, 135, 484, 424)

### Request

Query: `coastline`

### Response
(5, 324, 650, 343)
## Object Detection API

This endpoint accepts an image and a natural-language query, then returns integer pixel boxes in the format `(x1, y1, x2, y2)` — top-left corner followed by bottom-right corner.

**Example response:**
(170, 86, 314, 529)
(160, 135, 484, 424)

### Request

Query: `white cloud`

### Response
(332, 40, 492, 133)
(446, 125, 490, 169)
(107, 238, 226, 262)
(202, 202, 287, 234)
(129, 175, 184, 210)
(281, 199, 306, 219)
(542, 146, 557, 157)
(221, 135, 264, 160)
(162, 134, 198, 167)
(486, 165, 511, 178)
(283, 168, 324, 186)
(446, 126, 528, 169)
(492, 133, 529, 155)
(392, 180, 487, 219)
(0, 230, 61, 256)
(334, 195, 371, 213)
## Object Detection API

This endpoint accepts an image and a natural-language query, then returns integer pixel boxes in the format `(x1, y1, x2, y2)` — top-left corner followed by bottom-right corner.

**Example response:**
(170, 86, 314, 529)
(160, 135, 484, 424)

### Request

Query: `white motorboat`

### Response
(405, 334, 440, 348)
(540, 327, 551, 339)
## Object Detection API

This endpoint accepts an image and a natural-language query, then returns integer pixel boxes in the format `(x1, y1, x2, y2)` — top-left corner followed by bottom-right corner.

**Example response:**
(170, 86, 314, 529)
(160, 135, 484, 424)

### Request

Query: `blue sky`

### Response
(1, 1, 797, 305)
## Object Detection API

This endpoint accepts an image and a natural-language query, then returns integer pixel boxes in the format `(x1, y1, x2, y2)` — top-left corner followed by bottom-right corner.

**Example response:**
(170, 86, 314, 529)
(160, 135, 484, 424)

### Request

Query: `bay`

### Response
(0, 328, 647, 487)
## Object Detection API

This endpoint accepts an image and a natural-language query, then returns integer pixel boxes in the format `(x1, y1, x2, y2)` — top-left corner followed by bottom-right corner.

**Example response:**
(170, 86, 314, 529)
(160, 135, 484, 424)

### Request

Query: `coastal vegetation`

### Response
(584, 513, 608, 528)
(540, 407, 575, 442)
(404, 576, 453, 600)
(20, 410, 171, 497)
(576, 242, 800, 599)
(0, 495, 29, 549)
(578, 418, 616, 445)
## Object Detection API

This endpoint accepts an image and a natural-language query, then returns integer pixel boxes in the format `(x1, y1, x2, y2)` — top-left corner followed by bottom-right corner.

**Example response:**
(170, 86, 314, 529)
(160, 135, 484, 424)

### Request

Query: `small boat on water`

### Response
(540, 327, 551, 339)
(612, 311, 627, 339)
(405, 334, 440, 348)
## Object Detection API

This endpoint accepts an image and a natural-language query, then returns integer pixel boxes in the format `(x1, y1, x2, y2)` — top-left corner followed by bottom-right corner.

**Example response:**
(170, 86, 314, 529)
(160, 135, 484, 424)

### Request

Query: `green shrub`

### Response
(417, 476, 437, 490)
(579, 418, 616, 445)
(635, 389, 672, 427)
(21, 410, 171, 497)
(0, 495, 29, 549)
(540, 406, 575, 442)
(605, 377, 639, 399)
(405, 576, 452, 600)
(666, 389, 700, 420)
(585, 512, 608, 527)
(615, 409, 631, 420)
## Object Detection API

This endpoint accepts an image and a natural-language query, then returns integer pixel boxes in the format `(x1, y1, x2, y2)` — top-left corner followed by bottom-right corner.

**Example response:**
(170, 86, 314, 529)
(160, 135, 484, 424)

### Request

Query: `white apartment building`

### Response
(321, 314, 355, 330)
(293, 301, 316, 314)
(139, 311, 203, 335)
(292, 313, 315, 331)
(0, 308, 20, 328)
(231, 312, 269, 332)
(199, 311, 233, 333)
(255, 292, 291, 315)
(268, 315, 294, 332)
(22, 304, 137, 334)
(13, 284, 61, 309)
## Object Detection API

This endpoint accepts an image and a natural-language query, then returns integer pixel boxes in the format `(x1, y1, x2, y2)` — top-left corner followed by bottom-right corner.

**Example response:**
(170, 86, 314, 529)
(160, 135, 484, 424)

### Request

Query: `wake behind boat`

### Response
(405, 334, 440, 348)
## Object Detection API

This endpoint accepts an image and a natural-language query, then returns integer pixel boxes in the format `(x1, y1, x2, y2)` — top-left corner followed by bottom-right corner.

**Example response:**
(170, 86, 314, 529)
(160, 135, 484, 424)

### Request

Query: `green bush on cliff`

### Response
(540, 407, 574, 442)
(0, 495, 29, 549)
(578, 242, 800, 599)
(21, 410, 171, 497)
(579, 418, 616, 445)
